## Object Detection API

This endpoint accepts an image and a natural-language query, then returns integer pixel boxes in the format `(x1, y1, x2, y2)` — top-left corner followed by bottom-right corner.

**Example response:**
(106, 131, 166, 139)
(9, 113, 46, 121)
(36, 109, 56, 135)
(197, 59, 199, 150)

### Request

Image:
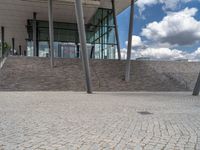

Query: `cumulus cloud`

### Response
(141, 8, 200, 46)
(136, 0, 159, 13)
(136, 48, 185, 60)
(122, 7, 200, 62)
(122, 35, 200, 61)
(187, 47, 200, 61)
(136, 0, 193, 12)
(120, 47, 200, 62)
(125, 35, 143, 47)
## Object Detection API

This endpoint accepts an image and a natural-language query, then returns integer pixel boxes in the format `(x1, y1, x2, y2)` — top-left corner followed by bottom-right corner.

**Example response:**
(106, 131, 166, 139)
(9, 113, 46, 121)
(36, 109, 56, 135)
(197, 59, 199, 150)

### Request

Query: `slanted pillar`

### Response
(74, 0, 92, 94)
(125, 0, 135, 81)
(193, 72, 200, 96)
(33, 12, 37, 57)
(48, 0, 54, 68)
(1, 26, 4, 57)
(112, 0, 121, 60)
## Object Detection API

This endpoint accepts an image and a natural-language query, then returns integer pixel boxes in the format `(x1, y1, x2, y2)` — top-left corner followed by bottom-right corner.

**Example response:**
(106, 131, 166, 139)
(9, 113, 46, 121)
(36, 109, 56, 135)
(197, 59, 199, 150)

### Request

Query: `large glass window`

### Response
(39, 41, 49, 57)
(59, 43, 76, 58)
(87, 8, 117, 59)
(27, 41, 33, 57)
(26, 8, 117, 59)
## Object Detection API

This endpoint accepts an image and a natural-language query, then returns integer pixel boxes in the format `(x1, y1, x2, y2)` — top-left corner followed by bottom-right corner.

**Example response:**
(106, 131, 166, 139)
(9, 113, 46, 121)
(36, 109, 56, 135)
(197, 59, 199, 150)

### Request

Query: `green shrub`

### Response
(0, 42, 11, 55)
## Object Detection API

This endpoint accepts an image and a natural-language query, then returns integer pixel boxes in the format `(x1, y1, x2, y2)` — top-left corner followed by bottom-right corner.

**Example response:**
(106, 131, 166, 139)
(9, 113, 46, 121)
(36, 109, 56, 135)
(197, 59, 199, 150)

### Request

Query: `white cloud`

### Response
(122, 35, 200, 61)
(187, 47, 200, 61)
(125, 35, 143, 47)
(122, 7, 200, 62)
(136, 0, 193, 12)
(120, 47, 200, 62)
(137, 48, 185, 60)
(141, 8, 200, 46)
(137, 0, 159, 13)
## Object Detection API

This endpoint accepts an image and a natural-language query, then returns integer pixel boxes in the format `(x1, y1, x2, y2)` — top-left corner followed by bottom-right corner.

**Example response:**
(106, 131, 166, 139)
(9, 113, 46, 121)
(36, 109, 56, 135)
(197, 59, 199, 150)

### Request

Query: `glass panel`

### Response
(59, 43, 76, 58)
(54, 42, 59, 58)
(39, 41, 49, 57)
(26, 8, 117, 59)
(88, 8, 117, 59)
(27, 41, 33, 57)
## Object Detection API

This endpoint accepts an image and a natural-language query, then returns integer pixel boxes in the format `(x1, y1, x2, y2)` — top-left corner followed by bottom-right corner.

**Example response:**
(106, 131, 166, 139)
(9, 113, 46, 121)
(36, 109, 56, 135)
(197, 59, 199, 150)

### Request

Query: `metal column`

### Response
(19, 45, 22, 56)
(76, 44, 80, 58)
(112, 0, 121, 60)
(74, 0, 92, 94)
(1, 26, 4, 57)
(12, 38, 15, 55)
(33, 12, 37, 57)
(90, 45, 95, 59)
(48, 0, 54, 68)
(193, 72, 200, 96)
(125, 0, 135, 81)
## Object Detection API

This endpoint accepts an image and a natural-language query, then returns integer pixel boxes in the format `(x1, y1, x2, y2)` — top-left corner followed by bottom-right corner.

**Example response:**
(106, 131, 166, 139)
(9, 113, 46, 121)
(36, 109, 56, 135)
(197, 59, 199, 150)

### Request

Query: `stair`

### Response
(0, 56, 199, 91)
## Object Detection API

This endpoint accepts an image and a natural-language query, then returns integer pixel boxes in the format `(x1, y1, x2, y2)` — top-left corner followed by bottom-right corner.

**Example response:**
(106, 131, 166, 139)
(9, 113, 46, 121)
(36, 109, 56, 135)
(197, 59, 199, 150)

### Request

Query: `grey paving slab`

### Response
(0, 92, 199, 150)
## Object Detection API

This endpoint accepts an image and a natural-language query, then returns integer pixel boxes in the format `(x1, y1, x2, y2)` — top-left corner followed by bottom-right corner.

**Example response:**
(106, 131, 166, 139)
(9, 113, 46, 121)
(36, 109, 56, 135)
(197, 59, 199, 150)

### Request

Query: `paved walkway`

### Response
(0, 92, 200, 150)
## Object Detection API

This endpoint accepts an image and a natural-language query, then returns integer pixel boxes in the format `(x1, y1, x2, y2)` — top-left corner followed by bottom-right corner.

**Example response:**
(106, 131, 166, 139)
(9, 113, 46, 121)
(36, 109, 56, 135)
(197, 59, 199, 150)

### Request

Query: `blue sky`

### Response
(117, 0, 200, 61)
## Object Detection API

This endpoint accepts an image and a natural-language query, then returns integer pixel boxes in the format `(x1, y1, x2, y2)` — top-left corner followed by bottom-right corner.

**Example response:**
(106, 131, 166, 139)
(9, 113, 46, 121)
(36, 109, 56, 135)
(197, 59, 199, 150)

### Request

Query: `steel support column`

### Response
(125, 0, 135, 81)
(19, 45, 22, 56)
(1, 26, 4, 57)
(74, 0, 92, 94)
(33, 12, 37, 57)
(112, 0, 121, 60)
(12, 38, 15, 55)
(90, 45, 95, 59)
(48, 0, 54, 68)
(193, 72, 200, 96)
(76, 44, 80, 58)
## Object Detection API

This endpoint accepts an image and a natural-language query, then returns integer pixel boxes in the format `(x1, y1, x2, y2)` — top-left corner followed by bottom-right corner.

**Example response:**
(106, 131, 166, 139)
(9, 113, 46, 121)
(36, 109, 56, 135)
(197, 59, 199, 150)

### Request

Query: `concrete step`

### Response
(0, 56, 199, 91)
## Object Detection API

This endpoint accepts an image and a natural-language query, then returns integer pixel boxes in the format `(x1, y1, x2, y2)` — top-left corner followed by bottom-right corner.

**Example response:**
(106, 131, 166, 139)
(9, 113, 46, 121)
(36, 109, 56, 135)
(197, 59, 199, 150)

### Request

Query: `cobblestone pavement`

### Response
(0, 92, 200, 150)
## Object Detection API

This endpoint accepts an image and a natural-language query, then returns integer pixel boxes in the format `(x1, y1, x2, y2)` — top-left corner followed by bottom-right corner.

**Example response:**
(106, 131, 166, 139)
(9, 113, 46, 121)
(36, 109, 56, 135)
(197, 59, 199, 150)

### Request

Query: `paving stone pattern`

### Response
(0, 92, 200, 150)
(0, 56, 200, 91)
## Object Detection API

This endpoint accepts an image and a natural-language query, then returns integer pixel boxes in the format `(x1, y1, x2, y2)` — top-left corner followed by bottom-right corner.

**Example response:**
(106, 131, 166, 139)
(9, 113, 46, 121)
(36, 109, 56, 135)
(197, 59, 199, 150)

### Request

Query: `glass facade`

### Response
(26, 8, 117, 59)
(88, 8, 116, 59)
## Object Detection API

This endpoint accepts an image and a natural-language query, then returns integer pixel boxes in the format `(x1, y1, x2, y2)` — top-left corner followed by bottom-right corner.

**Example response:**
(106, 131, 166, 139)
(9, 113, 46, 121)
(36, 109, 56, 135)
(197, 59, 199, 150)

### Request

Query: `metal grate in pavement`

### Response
(137, 111, 153, 115)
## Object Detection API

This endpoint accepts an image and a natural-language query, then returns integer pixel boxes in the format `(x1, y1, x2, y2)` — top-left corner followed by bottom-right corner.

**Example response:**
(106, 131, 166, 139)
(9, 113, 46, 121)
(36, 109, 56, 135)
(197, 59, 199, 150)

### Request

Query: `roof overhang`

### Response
(0, 0, 135, 50)
(100, 0, 137, 15)
(21, 0, 100, 6)
(0, 0, 101, 50)
(18, 0, 101, 23)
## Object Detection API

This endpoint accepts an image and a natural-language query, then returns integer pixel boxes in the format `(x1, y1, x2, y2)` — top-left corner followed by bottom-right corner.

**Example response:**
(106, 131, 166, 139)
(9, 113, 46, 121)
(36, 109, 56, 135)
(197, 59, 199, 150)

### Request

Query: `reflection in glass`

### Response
(27, 41, 33, 57)
(26, 8, 117, 59)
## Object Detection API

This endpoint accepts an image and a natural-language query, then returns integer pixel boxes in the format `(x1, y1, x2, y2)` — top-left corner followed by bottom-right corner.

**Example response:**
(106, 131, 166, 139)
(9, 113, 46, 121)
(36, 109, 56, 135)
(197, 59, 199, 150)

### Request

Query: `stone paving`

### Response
(0, 92, 200, 150)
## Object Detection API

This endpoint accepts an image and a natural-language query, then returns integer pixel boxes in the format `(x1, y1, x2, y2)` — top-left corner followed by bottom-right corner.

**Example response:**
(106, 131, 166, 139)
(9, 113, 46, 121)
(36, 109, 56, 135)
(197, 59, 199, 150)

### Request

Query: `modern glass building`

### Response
(26, 8, 117, 59)
(0, 0, 132, 60)
(0, 0, 199, 95)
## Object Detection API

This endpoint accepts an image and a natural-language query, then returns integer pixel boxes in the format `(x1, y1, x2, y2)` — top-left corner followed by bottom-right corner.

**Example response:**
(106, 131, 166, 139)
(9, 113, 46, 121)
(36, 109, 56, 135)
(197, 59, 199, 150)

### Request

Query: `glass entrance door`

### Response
(59, 43, 76, 58)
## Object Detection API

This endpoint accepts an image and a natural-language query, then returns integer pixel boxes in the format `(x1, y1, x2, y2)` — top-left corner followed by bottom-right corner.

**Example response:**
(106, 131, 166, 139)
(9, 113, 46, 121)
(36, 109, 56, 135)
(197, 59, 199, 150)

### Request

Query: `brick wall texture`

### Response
(0, 56, 199, 91)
